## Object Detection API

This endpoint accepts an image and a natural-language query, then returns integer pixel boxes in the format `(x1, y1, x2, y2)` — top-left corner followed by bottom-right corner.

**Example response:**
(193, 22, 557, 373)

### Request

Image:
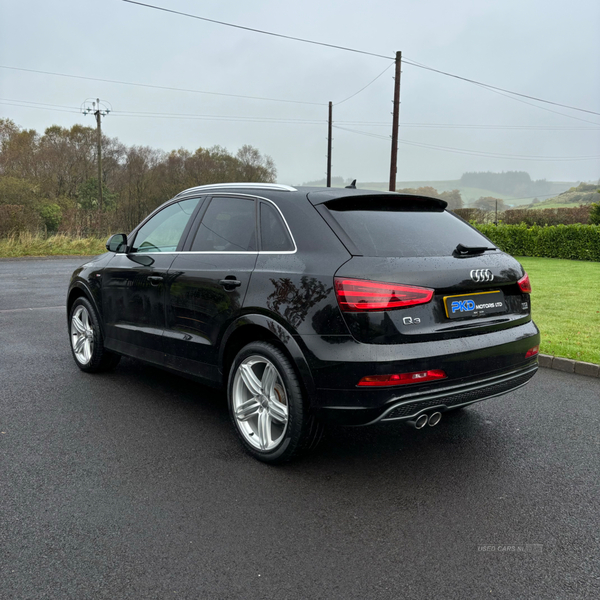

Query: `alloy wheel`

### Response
(231, 355, 289, 451)
(71, 305, 94, 365)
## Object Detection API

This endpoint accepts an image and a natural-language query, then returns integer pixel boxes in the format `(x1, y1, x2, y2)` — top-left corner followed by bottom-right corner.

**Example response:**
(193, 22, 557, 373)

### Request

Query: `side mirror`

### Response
(106, 233, 127, 253)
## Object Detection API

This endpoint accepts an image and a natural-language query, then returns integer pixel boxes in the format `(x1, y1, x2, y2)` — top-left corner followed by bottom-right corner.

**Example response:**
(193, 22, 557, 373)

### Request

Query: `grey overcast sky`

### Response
(1, 0, 599, 186)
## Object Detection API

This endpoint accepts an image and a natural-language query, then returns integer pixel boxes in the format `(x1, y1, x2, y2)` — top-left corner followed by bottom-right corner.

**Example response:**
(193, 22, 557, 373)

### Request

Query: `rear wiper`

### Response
(454, 243, 497, 256)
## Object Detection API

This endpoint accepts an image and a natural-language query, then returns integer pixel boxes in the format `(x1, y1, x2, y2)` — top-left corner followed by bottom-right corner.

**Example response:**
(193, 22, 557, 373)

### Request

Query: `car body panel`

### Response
(163, 252, 258, 380)
(66, 183, 540, 429)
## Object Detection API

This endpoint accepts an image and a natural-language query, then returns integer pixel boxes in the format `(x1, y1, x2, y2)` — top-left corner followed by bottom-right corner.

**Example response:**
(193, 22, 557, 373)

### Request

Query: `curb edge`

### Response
(539, 354, 600, 378)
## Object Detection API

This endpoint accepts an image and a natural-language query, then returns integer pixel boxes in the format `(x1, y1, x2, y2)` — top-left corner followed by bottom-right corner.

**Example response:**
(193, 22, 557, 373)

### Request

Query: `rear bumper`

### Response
(318, 362, 538, 426)
(297, 320, 540, 425)
(368, 362, 537, 425)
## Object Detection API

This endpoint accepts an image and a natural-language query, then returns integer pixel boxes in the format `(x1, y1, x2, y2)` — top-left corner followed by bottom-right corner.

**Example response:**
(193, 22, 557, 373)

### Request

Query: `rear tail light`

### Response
(525, 345, 539, 358)
(358, 369, 447, 387)
(518, 273, 532, 293)
(334, 278, 434, 312)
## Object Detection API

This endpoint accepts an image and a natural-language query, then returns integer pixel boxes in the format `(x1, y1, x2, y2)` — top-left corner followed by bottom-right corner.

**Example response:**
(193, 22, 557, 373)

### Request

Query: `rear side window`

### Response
(327, 200, 494, 257)
(191, 196, 256, 252)
(260, 202, 294, 252)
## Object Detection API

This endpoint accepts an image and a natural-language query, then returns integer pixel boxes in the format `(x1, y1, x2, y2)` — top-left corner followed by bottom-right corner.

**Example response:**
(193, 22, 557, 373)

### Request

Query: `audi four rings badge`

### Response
(470, 269, 494, 282)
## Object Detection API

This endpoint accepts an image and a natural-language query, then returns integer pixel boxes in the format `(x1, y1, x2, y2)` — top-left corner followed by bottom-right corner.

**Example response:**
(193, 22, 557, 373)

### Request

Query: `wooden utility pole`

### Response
(82, 98, 110, 232)
(327, 101, 332, 187)
(94, 99, 103, 215)
(389, 51, 402, 192)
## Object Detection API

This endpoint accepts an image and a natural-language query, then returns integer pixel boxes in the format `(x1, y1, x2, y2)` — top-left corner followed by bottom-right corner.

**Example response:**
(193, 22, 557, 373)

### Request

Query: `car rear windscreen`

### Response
(326, 199, 495, 257)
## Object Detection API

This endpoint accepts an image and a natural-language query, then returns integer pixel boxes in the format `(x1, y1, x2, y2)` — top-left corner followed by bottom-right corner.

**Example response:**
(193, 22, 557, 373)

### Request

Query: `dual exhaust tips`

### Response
(407, 411, 442, 429)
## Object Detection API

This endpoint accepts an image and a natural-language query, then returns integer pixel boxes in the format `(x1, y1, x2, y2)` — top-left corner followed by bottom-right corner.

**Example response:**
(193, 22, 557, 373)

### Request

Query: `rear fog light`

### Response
(525, 345, 539, 358)
(358, 369, 447, 387)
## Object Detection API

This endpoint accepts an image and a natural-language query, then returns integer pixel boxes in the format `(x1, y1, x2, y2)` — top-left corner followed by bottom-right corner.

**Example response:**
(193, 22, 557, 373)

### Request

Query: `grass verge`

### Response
(518, 257, 600, 364)
(0, 233, 106, 257)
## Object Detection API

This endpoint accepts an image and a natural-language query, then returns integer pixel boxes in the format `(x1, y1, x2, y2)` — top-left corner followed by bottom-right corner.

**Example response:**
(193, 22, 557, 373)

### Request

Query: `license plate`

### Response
(443, 290, 506, 319)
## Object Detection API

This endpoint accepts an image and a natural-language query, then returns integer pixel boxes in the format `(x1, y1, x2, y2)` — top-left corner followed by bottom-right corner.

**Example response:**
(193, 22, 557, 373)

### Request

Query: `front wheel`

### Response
(69, 297, 121, 373)
(227, 341, 322, 464)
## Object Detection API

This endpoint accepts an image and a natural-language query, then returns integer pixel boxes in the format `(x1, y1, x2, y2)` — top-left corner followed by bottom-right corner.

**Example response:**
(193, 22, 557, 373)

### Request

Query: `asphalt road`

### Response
(1, 257, 599, 600)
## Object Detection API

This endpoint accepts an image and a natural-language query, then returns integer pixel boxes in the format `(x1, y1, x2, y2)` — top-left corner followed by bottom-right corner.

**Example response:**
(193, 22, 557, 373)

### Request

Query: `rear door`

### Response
(317, 194, 531, 344)
(164, 195, 258, 380)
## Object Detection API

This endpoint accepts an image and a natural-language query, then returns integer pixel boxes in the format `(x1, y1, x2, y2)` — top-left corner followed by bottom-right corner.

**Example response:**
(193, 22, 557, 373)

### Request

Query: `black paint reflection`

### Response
(267, 277, 332, 329)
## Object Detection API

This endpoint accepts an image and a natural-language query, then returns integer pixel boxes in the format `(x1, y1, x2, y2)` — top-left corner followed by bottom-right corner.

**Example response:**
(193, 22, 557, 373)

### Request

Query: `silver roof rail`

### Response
(177, 183, 297, 195)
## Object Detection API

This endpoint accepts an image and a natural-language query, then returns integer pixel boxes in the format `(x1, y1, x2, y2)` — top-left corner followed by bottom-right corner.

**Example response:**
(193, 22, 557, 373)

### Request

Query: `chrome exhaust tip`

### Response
(428, 412, 442, 427)
(407, 414, 429, 429)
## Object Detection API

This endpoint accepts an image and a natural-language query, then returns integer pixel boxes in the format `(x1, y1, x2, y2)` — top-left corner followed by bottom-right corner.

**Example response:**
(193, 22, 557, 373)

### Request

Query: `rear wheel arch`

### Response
(220, 317, 316, 401)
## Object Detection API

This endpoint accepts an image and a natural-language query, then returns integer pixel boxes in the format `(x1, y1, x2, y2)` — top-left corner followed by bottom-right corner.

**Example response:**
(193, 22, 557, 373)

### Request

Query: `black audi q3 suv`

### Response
(67, 183, 540, 462)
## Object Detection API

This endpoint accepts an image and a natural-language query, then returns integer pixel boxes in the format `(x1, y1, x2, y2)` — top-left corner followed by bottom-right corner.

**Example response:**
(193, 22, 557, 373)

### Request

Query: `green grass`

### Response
(518, 257, 600, 364)
(0, 233, 106, 257)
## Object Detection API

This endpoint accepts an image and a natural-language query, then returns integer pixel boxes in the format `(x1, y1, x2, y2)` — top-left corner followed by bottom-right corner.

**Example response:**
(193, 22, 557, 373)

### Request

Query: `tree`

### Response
(77, 178, 117, 211)
(0, 176, 39, 207)
(589, 200, 600, 225)
(0, 119, 279, 236)
(439, 189, 463, 210)
(39, 203, 62, 233)
(474, 196, 506, 212)
(235, 144, 276, 183)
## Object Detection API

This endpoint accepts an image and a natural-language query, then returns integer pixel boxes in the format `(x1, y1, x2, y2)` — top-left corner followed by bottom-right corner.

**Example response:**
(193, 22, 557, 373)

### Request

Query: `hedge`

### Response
(474, 223, 600, 262)
(454, 205, 593, 226)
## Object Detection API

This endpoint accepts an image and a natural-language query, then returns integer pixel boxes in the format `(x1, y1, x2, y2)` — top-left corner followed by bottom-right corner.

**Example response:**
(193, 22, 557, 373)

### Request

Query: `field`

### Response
(360, 179, 576, 207)
(519, 257, 600, 364)
(0, 233, 106, 257)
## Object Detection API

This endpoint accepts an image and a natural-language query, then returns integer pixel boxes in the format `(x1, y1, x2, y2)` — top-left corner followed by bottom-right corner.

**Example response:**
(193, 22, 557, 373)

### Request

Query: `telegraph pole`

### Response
(82, 98, 110, 227)
(94, 100, 103, 214)
(327, 101, 332, 187)
(389, 51, 402, 192)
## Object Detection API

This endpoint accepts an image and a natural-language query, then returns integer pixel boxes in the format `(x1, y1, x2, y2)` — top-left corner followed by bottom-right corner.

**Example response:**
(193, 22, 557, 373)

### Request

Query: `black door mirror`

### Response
(106, 233, 127, 253)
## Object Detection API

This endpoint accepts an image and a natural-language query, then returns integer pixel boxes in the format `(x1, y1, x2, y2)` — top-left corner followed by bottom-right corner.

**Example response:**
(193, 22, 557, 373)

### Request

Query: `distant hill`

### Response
(300, 173, 578, 207)
(345, 179, 576, 207)
(530, 182, 600, 209)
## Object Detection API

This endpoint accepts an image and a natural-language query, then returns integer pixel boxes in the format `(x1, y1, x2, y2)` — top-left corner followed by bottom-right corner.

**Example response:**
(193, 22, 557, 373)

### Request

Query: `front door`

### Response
(102, 197, 201, 364)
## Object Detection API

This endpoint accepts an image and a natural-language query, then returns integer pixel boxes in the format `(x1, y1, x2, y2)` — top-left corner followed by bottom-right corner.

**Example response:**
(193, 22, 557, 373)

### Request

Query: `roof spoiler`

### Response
(307, 190, 448, 210)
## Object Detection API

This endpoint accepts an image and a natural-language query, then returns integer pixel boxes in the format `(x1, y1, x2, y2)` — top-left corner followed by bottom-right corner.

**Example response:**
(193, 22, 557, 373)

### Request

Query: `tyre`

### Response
(69, 297, 121, 373)
(227, 341, 322, 464)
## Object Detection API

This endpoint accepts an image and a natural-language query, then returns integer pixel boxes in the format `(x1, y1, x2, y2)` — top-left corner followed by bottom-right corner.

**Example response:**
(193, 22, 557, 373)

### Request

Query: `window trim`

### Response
(258, 199, 295, 253)
(126, 196, 205, 254)
(164, 193, 298, 256)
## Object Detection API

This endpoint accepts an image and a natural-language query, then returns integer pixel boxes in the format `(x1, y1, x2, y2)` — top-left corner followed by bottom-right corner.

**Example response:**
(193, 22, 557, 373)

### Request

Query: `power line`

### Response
(121, 2, 600, 119)
(4, 98, 599, 132)
(334, 63, 394, 106)
(403, 57, 600, 117)
(0, 98, 326, 124)
(0, 65, 325, 107)
(333, 125, 600, 162)
(0, 100, 80, 114)
(340, 121, 600, 131)
(111, 110, 326, 125)
(121, 0, 392, 60)
(450, 74, 600, 126)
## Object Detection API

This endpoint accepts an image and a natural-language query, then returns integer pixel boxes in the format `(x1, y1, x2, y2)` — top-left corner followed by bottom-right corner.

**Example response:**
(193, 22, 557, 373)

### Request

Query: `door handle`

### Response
(147, 275, 164, 286)
(219, 278, 242, 289)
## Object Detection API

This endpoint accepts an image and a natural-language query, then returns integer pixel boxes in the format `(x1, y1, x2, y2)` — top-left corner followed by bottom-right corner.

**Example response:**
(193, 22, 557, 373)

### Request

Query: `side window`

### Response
(191, 197, 256, 252)
(260, 202, 294, 252)
(131, 198, 199, 253)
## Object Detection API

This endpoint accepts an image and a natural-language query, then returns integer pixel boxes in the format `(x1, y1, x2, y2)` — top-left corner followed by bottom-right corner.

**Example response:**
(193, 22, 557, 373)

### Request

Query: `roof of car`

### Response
(174, 183, 447, 209)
